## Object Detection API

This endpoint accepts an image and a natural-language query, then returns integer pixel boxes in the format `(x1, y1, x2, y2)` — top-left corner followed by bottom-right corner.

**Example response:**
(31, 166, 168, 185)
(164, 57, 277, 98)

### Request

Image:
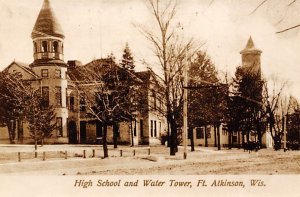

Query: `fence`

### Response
(0, 147, 155, 163)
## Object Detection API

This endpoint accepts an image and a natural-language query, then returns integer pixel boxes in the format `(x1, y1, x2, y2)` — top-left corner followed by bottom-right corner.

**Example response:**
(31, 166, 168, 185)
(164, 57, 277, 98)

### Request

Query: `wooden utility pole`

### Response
(183, 54, 188, 160)
(283, 97, 287, 151)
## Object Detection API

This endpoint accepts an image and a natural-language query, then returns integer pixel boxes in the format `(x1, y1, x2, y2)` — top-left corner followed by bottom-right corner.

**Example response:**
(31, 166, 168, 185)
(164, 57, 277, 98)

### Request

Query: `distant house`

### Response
(136, 70, 167, 145)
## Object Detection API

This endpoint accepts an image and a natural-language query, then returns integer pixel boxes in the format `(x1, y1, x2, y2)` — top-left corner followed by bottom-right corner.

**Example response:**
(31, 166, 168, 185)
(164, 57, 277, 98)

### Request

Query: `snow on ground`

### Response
(0, 145, 299, 175)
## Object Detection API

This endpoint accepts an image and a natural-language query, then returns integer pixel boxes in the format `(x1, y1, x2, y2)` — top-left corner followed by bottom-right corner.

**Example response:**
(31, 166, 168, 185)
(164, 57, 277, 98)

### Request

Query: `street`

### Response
(0, 145, 299, 175)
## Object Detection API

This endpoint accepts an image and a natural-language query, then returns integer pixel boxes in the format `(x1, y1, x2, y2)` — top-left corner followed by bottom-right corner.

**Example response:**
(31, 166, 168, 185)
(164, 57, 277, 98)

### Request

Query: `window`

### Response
(150, 120, 153, 137)
(196, 128, 204, 139)
(133, 121, 137, 137)
(70, 96, 75, 111)
(96, 121, 102, 137)
(159, 99, 163, 111)
(152, 90, 156, 110)
(56, 117, 63, 137)
(206, 127, 211, 138)
(140, 119, 144, 137)
(65, 88, 68, 108)
(159, 122, 161, 135)
(55, 87, 62, 107)
(154, 120, 157, 137)
(42, 41, 48, 52)
(41, 69, 48, 78)
(80, 94, 86, 111)
(41, 87, 49, 108)
(55, 69, 61, 78)
(188, 128, 193, 139)
(53, 41, 59, 52)
(34, 42, 37, 53)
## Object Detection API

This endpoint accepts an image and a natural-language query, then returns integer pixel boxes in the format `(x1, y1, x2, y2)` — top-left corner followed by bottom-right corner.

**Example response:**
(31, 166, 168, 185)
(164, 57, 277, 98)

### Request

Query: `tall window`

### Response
(133, 120, 137, 137)
(56, 117, 63, 137)
(140, 119, 144, 137)
(41, 69, 48, 78)
(41, 87, 49, 108)
(42, 41, 48, 52)
(55, 87, 62, 107)
(55, 69, 61, 78)
(80, 94, 86, 111)
(207, 127, 211, 138)
(159, 122, 161, 135)
(53, 41, 59, 52)
(96, 121, 102, 138)
(150, 120, 153, 137)
(154, 120, 157, 137)
(196, 128, 204, 139)
(70, 96, 75, 111)
(152, 90, 156, 110)
(34, 42, 37, 53)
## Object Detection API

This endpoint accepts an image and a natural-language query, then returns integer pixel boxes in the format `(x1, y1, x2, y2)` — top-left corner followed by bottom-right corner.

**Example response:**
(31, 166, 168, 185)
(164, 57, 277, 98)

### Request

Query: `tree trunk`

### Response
(189, 128, 194, 152)
(17, 119, 23, 144)
(103, 123, 109, 158)
(169, 120, 177, 156)
(214, 125, 217, 147)
(113, 122, 118, 148)
(130, 121, 134, 147)
(167, 122, 170, 147)
(217, 125, 221, 150)
(35, 138, 37, 150)
(246, 130, 250, 143)
(204, 125, 208, 147)
(238, 130, 241, 148)
(242, 132, 245, 148)
(175, 129, 178, 153)
(7, 120, 16, 144)
(228, 131, 232, 149)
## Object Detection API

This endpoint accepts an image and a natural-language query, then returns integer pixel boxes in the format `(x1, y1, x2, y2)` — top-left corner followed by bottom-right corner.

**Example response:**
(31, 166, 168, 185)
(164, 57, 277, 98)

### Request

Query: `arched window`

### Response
(53, 41, 59, 52)
(42, 41, 48, 52)
(34, 42, 37, 53)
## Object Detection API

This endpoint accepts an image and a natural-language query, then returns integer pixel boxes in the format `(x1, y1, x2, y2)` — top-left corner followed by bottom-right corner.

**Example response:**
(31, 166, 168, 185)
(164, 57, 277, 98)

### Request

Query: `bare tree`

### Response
(263, 77, 288, 150)
(69, 57, 140, 158)
(137, 0, 196, 155)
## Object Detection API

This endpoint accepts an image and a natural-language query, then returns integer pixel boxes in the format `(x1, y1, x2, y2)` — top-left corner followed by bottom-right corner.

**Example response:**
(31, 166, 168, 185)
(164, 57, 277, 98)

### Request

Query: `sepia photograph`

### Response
(0, 0, 299, 196)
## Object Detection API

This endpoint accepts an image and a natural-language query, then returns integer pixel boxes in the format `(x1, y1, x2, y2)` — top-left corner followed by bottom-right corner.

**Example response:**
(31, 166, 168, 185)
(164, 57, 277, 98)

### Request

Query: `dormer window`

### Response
(53, 41, 59, 53)
(42, 41, 48, 52)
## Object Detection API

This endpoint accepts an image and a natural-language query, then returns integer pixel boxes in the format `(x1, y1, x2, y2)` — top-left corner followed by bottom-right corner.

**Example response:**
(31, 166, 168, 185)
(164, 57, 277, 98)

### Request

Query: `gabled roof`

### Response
(240, 36, 262, 54)
(68, 58, 142, 83)
(4, 61, 39, 79)
(31, 0, 64, 39)
(136, 68, 164, 84)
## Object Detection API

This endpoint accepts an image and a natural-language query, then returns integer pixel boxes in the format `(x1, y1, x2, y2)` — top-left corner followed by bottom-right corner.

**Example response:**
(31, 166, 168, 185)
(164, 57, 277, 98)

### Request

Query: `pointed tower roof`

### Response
(240, 36, 262, 54)
(31, 0, 64, 39)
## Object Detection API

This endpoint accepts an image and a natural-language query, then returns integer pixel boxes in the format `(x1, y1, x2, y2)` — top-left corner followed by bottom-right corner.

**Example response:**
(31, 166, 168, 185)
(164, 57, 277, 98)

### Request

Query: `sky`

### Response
(0, 0, 300, 98)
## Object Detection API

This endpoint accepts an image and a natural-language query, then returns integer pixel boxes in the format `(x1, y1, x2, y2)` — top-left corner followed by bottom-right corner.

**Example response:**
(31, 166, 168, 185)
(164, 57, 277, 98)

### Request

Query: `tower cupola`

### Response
(31, 0, 65, 62)
(240, 36, 262, 75)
